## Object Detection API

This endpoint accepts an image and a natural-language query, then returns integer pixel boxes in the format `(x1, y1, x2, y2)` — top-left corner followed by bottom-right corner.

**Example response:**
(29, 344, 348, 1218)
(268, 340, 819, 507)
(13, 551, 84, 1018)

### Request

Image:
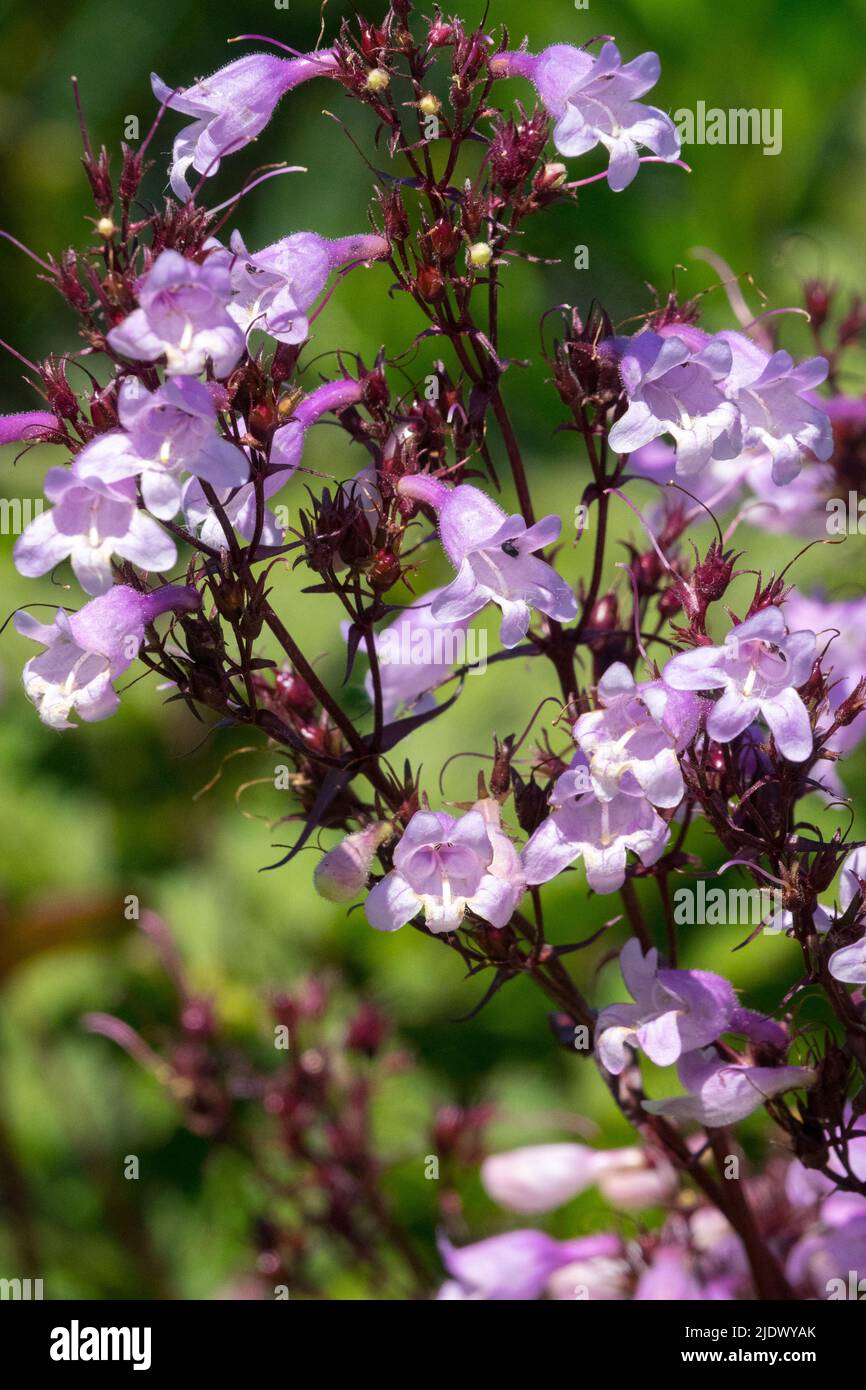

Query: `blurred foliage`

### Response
(0, 0, 865, 1297)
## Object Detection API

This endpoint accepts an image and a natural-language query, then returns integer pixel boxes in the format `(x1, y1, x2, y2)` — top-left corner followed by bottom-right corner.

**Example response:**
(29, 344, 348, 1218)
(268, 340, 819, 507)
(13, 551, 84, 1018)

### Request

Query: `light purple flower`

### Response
(183, 377, 365, 547)
(643, 1047, 815, 1128)
(825, 846, 866, 985)
(75, 377, 248, 520)
(14, 584, 199, 729)
(152, 51, 338, 200)
(494, 42, 680, 191)
(608, 331, 742, 476)
(596, 939, 739, 1074)
(227, 230, 389, 344)
(786, 1211, 866, 1297)
(784, 592, 866, 758)
(108, 250, 245, 378)
(481, 1139, 678, 1215)
(663, 607, 816, 762)
(397, 476, 577, 647)
(364, 802, 525, 934)
(521, 763, 669, 894)
(439, 1229, 621, 1301)
(359, 590, 470, 723)
(313, 823, 391, 904)
(717, 331, 832, 484)
(14, 469, 176, 597)
(574, 663, 699, 810)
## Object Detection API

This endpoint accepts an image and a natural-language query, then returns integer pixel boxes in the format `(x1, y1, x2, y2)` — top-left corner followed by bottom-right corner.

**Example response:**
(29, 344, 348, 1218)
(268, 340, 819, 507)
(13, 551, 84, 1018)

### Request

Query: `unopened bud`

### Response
(313, 823, 391, 903)
(419, 92, 441, 117)
(96, 216, 115, 239)
(537, 161, 567, 191)
(468, 241, 493, 269)
(366, 68, 391, 93)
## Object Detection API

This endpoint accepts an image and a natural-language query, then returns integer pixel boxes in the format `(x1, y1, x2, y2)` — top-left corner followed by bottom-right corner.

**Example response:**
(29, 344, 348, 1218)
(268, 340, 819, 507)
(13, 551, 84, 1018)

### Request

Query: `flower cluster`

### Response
(3, 0, 866, 1303)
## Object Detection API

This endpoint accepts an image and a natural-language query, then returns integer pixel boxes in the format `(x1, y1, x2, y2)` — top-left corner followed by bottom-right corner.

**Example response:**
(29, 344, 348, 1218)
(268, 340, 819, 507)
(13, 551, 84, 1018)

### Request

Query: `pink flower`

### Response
(521, 763, 669, 894)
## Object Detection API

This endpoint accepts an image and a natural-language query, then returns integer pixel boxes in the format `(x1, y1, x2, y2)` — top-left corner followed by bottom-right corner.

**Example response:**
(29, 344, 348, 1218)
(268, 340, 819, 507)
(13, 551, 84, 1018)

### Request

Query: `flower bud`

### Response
(313, 823, 391, 903)
(419, 92, 441, 116)
(535, 162, 567, 192)
(96, 216, 115, 239)
(365, 68, 391, 93)
(467, 241, 493, 269)
(416, 265, 446, 301)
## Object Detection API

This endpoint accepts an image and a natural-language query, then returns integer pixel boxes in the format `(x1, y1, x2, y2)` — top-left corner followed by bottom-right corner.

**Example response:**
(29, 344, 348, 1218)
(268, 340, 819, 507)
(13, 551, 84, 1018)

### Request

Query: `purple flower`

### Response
(784, 592, 866, 759)
(521, 763, 669, 894)
(397, 476, 577, 647)
(825, 846, 866, 984)
(151, 52, 338, 200)
(227, 230, 389, 344)
(494, 42, 680, 191)
(0, 411, 59, 445)
(364, 802, 525, 934)
(358, 590, 470, 723)
(643, 1047, 815, 1128)
(718, 331, 832, 484)
(183, 377, 365, 547)
(439, 1229, 621, 1301)
(14, 584, 199, 729)
(75, 377, 248, 520)
(663, 607, 816, 762)
(608, 330, 742, 475)
(574, 663, 699, 810)
(596, 939, 738, 1074)
(787, 1211, 866, 1298)
(14, 469, 176, 596)
(744, 452, 835, 537)
(107, 250, 245, 378)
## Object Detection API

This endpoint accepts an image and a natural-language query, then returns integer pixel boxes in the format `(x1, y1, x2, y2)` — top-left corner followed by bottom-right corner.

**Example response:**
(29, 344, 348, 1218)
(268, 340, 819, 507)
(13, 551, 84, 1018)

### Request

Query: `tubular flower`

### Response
(152, 51, 339, 200)
(227, 230, 389, 344)
(397, 476, 577, 648)
(663, 607, 816, 762)
(14, 584, 200, 729)
(107, 249, 245, 378)
(492, 42, 680, 191)
(364, 803, 525, 934)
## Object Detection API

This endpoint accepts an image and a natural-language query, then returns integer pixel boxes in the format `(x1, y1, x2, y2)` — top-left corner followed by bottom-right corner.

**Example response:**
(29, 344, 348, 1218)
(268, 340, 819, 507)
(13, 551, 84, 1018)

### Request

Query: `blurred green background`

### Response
(1, 0, 865, 1297)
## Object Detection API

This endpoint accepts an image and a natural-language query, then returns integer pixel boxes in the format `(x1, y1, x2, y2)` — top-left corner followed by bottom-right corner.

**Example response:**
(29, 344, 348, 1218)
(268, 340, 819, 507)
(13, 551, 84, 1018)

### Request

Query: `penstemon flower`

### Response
(663, 606, 816, 761)
(152, 50, 339, 199)
(397, 476, 577, 646)
(492, 42, 681, 190)
(3, 0, 866, 1304)
(15, 585, 200, 728)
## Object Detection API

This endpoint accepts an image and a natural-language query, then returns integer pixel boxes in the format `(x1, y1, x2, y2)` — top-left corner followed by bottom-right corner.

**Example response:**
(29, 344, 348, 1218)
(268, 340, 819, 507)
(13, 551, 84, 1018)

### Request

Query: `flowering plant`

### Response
(3, 0, 866, 1302)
